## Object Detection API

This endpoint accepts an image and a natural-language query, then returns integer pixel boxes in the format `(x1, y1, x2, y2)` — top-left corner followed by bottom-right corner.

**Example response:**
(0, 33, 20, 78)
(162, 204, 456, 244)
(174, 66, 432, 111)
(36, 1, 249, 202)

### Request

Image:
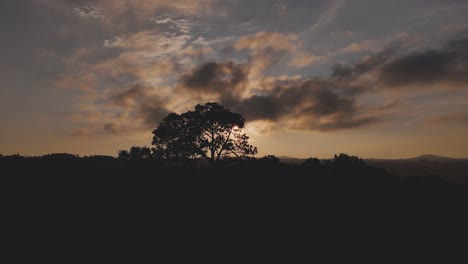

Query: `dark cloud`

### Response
(224, 95, 284, 121)
(378, 37, 468, 88)
(180, 61, 249, 98)
(445, 37, 468, 51)
(308, 116, 381, 132)
(223, 79, 380, 131)
(103, 123, 121, 134)
(331, 48, 395, 81)
(178, 58, 382, 131)
(330, 37, 468, 89)
(111, 84, 170, 127)
(112, 85, 147, 108)
(139, 103, 171, 128)
(379, 38, 468, 87)
(303, 86, 355, 116)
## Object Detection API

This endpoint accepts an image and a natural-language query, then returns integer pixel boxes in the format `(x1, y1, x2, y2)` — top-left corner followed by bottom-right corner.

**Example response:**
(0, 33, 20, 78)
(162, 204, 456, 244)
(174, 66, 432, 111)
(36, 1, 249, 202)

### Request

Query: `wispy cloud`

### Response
(289, 52, 324, 68)
(426, 111, 468, 125)
(71, 128, 91, 137)
(272, 2, 288, 17)
(304, 0, 347, 35)
(151, 14, 192, 34)
(73, 5, 103, 20)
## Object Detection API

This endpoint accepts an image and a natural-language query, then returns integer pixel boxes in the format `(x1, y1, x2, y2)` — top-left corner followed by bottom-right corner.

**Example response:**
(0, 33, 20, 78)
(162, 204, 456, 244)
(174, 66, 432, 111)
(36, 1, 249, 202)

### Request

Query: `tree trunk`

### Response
(210, 128, 215, 165)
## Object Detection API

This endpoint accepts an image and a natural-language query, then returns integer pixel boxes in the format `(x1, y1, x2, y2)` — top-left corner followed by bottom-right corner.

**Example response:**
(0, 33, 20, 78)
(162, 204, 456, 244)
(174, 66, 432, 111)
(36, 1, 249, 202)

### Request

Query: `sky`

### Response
(1, 0, 468, 159)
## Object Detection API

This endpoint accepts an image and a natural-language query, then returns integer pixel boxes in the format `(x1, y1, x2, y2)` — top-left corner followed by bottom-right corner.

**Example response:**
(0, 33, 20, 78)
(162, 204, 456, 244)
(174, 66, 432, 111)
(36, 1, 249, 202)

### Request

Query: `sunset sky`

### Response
(1, 0, 468, 158)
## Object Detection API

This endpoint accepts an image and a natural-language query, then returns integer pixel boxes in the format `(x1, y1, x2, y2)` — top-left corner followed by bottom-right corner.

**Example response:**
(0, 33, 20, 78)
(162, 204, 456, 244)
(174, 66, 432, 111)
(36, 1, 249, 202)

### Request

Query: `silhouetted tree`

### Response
(332, 153, 365, 168)
(152, 102, 257, 164)
(259, 155, 281, 166)
(129, 146, 152, 160)
(301, 157, 322, 168)
(151, 113, 199, 160)
(330, 153, 366, 177)
(118, 146, 152, 160)
(118, 150, 130, 160)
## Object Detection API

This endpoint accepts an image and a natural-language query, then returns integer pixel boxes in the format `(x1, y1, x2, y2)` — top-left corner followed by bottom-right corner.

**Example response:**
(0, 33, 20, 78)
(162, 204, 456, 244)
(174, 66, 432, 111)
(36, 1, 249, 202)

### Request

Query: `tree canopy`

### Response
(152, 102, 257, 164)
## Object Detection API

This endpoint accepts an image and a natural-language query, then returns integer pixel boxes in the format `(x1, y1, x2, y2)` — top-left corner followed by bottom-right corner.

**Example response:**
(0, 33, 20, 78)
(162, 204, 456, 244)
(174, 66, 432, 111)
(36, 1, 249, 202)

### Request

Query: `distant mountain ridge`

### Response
(407, 154, 465, 161)
(366, 154, 468, 162)
(277, 154, 468, 182)
(277, 156, 307, 164)
(277, 154, 468, 164)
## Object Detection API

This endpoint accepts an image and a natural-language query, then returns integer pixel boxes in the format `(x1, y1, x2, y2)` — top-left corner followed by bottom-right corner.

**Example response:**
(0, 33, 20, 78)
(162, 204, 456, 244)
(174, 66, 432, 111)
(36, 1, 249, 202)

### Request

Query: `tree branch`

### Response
(216, 129, 233, 161)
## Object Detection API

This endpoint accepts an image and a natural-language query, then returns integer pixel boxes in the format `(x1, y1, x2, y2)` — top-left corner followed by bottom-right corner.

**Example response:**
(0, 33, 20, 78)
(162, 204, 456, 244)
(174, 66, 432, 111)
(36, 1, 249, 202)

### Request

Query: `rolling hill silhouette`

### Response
(277, 154, 468, 183)
(365, 155, 468, 183)
(366, 154, 468, 162)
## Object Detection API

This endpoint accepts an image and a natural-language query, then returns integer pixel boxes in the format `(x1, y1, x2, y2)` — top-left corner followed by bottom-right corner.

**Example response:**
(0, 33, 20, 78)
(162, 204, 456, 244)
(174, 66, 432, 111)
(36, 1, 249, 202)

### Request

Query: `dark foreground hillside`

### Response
(2, 153, 466, 204)
(1, 153, 467, 258)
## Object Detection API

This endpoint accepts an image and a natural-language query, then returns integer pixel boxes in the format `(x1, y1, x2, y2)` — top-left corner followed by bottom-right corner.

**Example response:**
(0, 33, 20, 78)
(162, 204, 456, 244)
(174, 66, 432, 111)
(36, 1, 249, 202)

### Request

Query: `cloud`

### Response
(34, 0, 216, 33)
(379, 37, 468, 87)
(73, 5, 103, 20)
(338, 40, 377, 54)
(103, 123, 122, 134)
(71, 128, 90, 137)
(110, 85, 171, 127)
(234, 32, 298, 52)
(101, 53, 175, 83)
(272, 2, 288, 16)
(289, 52, 324, 68)
(52, 2, 468, 138)
(176, 57, 383, 132)
(103, 30, 191, 58)
(440, 22, 468, 33)
(234, 32, 321, 73)
(180, 61, 250, 99)
(192, 36, 235, 46)
(182, 46, 213, 58)
(139, 101, 172, 128)
(58, 11, 201, 136)
(95, 0, 214, 31)
(331, 37, 468, 89)
(112, 85, 148, 108)
(306, 116, 380, 131)
(304, 0, 347, 36)
(72, 122, 142, 136)
(331, 49, 395, 81)
(150, 15, 192, 34)
(99, 0, 213, 16)
(223, 79, 379, 131)
(426, 111, 468, 125)
(56, 71, 98, 91)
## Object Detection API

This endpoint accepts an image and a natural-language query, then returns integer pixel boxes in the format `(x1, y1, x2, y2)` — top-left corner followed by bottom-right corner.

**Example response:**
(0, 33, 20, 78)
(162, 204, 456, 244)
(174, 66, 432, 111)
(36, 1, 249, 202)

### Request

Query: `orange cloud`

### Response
(235, 32, 322, 71)
(289, 52, 324, 68)
(100, 0, 213, 17)
(235, 32, 298, 52)
(71, 128, 91, 137)
(339, 40, 377, 54)
(426, 112, 468, 125)
(182, 46, 213, 58)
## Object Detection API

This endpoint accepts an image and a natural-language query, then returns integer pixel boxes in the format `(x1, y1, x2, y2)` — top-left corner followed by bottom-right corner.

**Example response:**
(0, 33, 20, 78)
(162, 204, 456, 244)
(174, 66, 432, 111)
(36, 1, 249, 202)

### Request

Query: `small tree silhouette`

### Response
(152, 102, 257, 164)
(118, 150, 130, 160)
(118, 146, 152, 160)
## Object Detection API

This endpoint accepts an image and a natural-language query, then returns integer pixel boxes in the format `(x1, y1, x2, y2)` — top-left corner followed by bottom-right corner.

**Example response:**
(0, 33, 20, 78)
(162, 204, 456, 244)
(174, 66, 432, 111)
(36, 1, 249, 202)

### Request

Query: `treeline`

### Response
(2, 152, 466, 223)
(0, 151, 460, 184)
